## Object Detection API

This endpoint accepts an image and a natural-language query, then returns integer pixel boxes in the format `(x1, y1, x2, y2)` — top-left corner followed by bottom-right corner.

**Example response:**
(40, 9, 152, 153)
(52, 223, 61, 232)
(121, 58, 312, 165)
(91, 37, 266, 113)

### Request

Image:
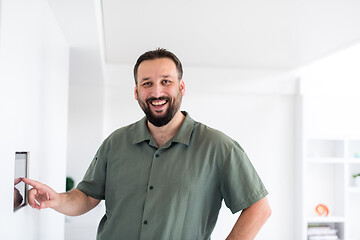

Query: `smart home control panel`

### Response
(14, 152, 28, 211)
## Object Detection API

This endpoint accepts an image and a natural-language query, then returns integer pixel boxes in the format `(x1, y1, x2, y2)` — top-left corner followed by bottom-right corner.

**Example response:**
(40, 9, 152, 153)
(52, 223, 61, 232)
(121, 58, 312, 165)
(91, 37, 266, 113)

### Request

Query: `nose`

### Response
(151, 82, 164, 98)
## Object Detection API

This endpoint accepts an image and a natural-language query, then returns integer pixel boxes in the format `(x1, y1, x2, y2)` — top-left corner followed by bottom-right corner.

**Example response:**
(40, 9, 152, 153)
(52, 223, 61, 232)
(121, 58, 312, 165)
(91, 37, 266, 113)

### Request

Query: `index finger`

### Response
(22, 178, 44, 188)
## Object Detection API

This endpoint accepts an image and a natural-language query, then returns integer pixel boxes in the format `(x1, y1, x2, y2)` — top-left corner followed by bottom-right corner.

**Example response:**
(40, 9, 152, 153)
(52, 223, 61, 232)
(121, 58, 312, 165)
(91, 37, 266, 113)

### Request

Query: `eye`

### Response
(142, 82, 152, 87)
(162, 79, 171, 85)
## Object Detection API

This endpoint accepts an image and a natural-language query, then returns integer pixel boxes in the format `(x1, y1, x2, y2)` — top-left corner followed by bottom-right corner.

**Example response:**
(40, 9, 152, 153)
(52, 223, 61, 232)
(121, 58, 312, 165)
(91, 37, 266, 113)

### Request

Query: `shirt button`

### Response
(149, 186, 154, 190)
(143, 220, 148, 224)
(155, 154, 159, 158)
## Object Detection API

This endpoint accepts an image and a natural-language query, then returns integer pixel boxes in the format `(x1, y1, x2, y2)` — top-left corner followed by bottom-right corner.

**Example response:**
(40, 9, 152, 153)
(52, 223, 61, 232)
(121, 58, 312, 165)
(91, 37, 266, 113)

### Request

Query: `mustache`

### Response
(146, 96, 171, 104)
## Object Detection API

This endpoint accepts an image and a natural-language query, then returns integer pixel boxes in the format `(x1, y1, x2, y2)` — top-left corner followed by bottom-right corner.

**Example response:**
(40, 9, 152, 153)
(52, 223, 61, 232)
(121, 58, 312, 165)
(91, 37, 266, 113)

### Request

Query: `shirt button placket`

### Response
(139, 151, 160, 240)
(148, 152, 158, 192)
(150, 152, 160, 191)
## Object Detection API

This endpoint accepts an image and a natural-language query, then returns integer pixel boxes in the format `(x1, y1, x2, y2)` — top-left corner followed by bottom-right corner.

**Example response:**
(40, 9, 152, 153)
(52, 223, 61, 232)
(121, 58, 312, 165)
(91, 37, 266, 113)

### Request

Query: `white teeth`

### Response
(152, 100, 167, 106)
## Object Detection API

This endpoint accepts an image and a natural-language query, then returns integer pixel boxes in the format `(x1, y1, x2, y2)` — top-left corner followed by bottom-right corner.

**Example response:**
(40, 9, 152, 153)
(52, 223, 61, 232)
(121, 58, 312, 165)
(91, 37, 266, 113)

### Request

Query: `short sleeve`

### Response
(76, 138, 109, 200)
(221, 142, 268, 214)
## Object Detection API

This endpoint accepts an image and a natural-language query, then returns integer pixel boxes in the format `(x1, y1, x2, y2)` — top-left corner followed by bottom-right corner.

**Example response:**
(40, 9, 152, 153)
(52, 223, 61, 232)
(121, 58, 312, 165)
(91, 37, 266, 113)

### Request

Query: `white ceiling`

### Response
(48, 0, 360, 70)
(101, 0, 360, 69)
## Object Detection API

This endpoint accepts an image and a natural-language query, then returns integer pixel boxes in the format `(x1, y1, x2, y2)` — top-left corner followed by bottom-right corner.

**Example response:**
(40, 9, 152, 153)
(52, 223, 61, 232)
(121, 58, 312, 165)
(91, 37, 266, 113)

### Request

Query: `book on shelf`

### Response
(307, 226, 339, 240)
(308, 226, 338, 235)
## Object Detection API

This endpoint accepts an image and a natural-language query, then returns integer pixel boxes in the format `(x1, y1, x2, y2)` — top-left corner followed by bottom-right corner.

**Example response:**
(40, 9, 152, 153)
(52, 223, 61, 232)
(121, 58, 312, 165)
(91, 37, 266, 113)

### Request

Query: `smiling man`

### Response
(23, 48, 271, 240)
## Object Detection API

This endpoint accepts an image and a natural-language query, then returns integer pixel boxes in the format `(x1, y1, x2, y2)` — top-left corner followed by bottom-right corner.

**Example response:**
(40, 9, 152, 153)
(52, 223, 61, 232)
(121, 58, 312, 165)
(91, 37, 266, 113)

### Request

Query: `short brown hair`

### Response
(133, 48, 183, 84)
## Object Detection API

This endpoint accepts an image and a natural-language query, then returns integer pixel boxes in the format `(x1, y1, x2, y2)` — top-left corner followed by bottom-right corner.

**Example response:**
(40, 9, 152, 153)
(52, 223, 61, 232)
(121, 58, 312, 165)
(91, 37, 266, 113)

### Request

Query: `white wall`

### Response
(299, 43, 360, 138)
(300, 43, 360, 97)
(64, 49, 105, 240)
(103, 63, 299, 239)
(0, 0, 69, 239)
(66, 48, 104, 187)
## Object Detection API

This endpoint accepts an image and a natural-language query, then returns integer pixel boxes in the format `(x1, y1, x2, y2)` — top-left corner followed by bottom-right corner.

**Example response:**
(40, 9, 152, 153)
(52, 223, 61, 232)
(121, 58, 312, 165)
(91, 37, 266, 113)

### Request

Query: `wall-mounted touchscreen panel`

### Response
(14, 152, 28, 211)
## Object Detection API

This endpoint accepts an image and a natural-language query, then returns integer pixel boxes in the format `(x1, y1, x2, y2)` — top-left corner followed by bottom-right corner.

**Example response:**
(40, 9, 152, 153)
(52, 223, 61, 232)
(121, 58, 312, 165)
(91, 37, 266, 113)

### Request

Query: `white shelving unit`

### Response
(298, 96, 360, 240)
(302, 138, 360, 240)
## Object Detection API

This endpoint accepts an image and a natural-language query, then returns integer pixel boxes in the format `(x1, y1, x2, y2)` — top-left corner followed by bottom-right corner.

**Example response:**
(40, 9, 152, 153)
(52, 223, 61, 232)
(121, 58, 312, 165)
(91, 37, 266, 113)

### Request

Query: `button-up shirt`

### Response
(77, 112, 268, 240)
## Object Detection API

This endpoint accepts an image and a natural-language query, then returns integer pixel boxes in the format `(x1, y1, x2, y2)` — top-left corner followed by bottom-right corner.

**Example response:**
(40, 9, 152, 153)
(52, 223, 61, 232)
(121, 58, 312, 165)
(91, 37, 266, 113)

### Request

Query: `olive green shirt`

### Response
(77, 112, 268, 240)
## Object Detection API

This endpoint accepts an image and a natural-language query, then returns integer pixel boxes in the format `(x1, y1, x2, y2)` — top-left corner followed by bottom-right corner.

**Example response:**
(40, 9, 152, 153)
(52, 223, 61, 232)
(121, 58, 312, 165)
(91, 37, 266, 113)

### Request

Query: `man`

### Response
(23, 48, 271, 240)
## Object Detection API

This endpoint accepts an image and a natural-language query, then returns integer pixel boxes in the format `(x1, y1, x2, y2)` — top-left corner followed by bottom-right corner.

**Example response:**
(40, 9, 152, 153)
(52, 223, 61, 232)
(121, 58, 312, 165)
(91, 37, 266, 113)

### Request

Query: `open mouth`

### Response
(151, 99, 168, 106)
(146, 97, 170, 109)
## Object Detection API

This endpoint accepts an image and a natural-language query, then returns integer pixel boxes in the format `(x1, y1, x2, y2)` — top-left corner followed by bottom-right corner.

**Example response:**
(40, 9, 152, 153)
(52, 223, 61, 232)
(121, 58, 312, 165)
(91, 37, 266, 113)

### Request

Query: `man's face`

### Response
(135, 58, 185, 127)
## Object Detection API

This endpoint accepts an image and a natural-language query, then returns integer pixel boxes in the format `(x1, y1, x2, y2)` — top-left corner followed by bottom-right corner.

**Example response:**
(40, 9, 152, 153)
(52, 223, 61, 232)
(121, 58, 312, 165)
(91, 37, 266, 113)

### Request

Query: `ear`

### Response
(134, 86, 138, 100)
(180, 79, 185, 96)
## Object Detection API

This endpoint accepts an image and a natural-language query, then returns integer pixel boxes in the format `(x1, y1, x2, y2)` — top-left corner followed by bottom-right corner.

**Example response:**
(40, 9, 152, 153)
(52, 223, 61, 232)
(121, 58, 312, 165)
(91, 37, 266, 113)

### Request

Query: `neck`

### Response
(147, 111, 185, 148)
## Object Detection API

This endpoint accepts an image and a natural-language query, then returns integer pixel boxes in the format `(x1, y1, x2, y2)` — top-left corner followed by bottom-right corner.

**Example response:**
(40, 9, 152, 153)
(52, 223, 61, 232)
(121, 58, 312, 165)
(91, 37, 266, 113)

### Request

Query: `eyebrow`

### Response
(140, 77, 151, 82)
(140, 75, 172, 82)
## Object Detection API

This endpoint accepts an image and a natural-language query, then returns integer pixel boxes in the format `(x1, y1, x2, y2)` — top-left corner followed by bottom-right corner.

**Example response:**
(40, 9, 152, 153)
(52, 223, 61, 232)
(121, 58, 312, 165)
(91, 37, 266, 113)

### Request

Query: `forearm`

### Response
(226, 197, 271, 240)
(53, 188, 100, 216)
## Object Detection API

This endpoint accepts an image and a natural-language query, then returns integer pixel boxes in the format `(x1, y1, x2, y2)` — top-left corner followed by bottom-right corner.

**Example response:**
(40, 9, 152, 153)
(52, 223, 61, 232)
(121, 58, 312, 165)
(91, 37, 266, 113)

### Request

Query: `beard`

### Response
(137, 90, 182, 127)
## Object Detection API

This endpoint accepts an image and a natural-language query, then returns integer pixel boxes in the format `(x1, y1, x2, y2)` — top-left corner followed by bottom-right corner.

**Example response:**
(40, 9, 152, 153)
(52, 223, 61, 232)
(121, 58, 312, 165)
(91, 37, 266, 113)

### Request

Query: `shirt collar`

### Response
(171, 111, 194, 146)
(132, 116, 152, 145)
(132, 111, 194, 147)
